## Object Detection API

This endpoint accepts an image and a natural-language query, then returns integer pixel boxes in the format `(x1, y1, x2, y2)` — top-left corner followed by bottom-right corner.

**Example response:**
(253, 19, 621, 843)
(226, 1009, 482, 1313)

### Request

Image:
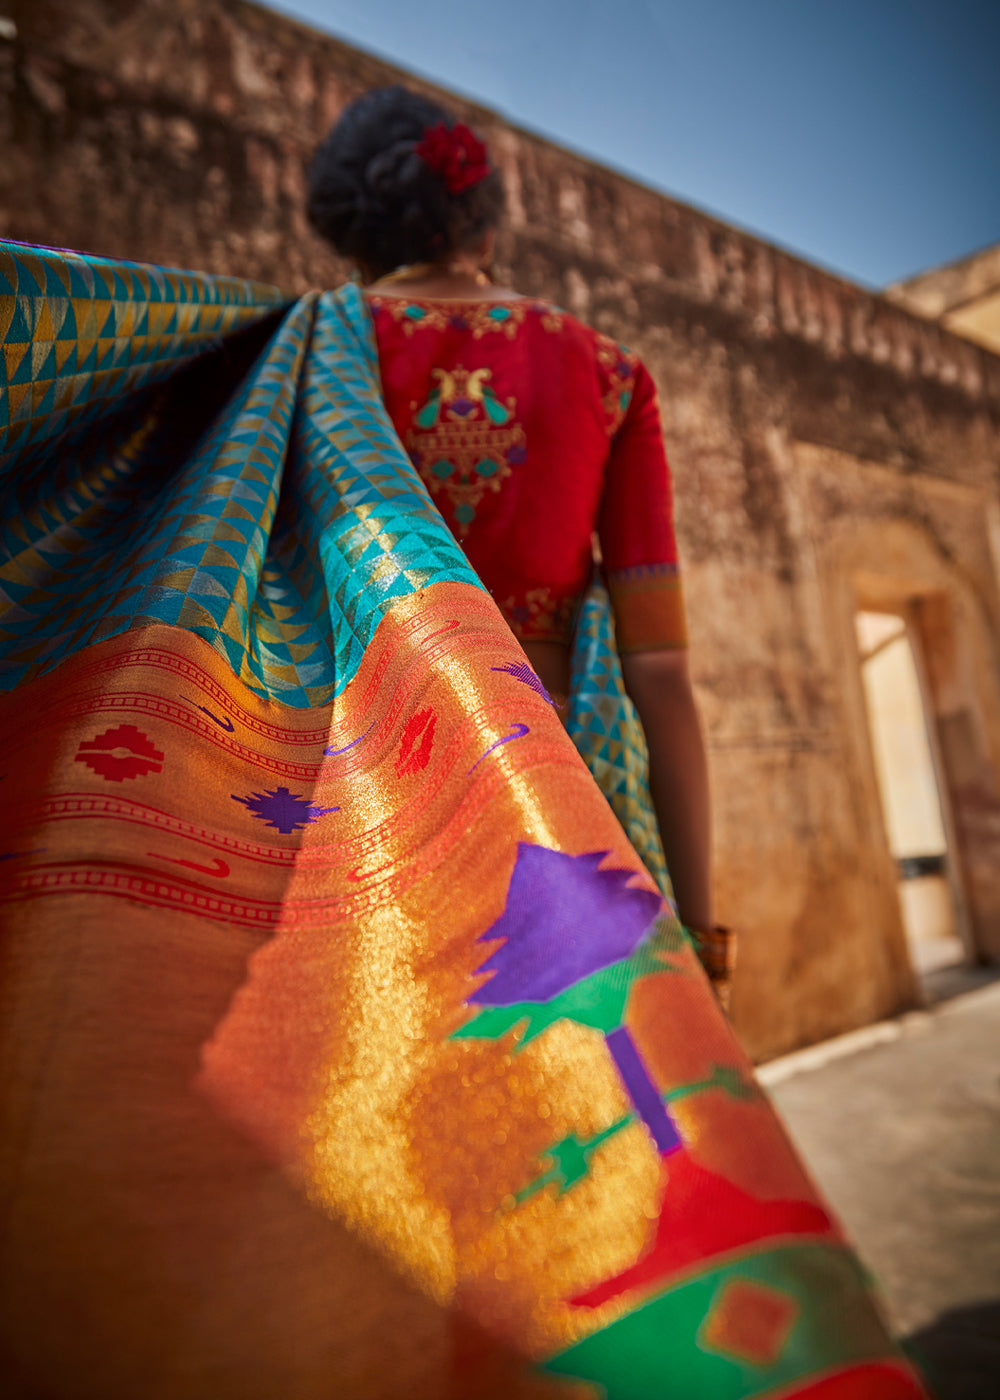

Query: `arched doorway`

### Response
(812, 491, 1000, 998)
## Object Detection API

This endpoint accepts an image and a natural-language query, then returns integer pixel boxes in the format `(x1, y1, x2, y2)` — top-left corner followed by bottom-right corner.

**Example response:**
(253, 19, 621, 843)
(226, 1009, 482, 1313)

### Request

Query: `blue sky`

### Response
(268, 0, 999, 289)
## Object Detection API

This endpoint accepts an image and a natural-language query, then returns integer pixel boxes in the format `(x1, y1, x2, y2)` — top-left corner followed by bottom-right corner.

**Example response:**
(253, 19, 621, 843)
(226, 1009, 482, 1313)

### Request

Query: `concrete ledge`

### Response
(757, 974, 1000, 1086)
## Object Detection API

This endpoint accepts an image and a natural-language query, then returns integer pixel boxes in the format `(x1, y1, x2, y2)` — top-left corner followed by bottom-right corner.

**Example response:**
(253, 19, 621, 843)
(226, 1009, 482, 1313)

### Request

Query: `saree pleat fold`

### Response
(0, 242, 929, 1398)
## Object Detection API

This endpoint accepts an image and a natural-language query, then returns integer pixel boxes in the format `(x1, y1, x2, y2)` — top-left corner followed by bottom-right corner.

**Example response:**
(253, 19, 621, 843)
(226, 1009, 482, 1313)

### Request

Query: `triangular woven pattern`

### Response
(0, 241, 287, 456)
(566, 575, 673, 900)
(0, 242, 482, 704)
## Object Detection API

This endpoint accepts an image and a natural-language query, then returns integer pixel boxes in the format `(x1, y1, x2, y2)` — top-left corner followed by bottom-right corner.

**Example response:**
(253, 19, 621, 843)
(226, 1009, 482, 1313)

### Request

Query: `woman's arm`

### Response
(593, 352, 714, 929)
(620, 648, 714, 931)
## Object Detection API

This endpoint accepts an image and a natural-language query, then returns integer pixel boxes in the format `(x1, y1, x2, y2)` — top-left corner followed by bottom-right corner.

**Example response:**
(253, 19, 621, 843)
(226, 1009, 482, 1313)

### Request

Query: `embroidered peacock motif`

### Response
(404, 364, 527, 533)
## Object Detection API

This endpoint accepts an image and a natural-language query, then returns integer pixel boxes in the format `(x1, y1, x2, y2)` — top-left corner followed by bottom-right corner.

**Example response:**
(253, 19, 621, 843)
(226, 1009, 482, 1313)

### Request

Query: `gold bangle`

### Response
(684, 923, 737, 1010)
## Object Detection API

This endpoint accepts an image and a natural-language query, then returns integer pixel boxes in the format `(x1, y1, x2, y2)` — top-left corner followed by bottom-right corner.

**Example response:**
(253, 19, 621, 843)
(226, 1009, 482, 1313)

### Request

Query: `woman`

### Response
(0, 95, 927, 1394)
(307, 85, 716, 943)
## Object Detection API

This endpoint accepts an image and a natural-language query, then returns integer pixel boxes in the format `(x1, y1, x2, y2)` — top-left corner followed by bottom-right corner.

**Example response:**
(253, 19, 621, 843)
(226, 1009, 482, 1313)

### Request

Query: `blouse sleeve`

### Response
(597, 357, 688, 652)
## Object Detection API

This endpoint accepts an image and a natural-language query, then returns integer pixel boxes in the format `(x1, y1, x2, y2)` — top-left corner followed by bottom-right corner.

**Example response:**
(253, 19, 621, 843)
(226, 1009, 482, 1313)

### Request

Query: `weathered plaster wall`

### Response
(887, 243, 1000, 354)
(4, 0, 1000, 1058)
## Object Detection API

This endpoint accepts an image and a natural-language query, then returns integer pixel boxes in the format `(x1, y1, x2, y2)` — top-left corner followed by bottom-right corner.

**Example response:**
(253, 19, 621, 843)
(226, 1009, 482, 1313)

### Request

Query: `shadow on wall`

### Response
(904, 1299, 1000, 1400)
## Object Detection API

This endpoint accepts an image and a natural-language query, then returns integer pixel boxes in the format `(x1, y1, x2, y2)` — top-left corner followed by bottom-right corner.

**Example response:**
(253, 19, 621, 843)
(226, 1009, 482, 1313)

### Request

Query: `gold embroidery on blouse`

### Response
(405, 365, 526, 535)
(369, 297, 521, 339)
(500, 586, 579, 642)
(369, 296, 567, 340)
(594, 333, 639, 436)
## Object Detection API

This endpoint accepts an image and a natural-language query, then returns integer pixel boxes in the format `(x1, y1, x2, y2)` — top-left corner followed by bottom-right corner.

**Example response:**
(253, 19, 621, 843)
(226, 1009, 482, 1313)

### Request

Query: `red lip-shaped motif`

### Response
(75, 723, 165, 783)
(396, 706, 437, 777)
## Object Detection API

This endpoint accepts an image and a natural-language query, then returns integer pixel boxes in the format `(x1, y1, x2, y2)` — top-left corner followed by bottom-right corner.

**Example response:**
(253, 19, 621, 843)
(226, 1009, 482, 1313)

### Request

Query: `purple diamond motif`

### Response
(231, 786, 338, 835)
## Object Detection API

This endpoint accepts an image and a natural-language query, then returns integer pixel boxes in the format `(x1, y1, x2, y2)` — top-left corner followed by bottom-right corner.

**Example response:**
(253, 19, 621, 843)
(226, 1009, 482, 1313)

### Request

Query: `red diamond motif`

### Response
(699, 1277, 798, 1367)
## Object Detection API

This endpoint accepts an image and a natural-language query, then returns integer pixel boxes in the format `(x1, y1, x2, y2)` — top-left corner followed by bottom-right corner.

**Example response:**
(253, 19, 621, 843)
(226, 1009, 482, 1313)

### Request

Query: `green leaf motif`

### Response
(481, 385, 512, 424)
(514, 1122, 627, 1203)
(454, 920, 687, 1048)
(513, 1062, 761, 1206)
(414, 390, 442, 428)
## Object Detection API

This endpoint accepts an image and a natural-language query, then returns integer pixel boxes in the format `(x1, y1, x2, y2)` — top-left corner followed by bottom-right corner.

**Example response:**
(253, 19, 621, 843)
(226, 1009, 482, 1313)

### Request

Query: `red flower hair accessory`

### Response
(415, 122, 491, 195)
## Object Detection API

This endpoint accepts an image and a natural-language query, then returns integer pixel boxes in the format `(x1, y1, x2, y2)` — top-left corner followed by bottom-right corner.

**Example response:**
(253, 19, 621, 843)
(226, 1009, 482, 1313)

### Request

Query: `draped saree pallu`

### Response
(0, 242, 929, 1399)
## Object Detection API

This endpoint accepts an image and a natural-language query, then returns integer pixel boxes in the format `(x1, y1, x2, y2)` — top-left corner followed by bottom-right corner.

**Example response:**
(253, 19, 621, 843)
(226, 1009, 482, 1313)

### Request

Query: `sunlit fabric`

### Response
(0, 242, 929, 1398)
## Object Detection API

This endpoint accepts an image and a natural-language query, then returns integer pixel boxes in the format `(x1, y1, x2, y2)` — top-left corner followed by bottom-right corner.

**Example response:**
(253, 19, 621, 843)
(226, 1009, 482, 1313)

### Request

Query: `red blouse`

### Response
(367, 293, 687, 652)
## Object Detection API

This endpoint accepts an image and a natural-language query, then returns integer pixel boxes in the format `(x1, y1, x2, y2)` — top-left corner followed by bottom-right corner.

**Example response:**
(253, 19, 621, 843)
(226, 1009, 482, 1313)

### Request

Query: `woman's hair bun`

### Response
(307, 85, 504, 277)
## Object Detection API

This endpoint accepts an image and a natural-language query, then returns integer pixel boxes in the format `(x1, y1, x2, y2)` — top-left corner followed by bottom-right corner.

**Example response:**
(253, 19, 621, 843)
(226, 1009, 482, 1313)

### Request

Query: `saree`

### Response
(0, 241, 929, 1398)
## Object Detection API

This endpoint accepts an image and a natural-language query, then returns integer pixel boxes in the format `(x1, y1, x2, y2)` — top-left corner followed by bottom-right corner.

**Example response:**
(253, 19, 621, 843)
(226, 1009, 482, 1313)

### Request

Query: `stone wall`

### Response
(5, 0, 1000, 1058)
(887, 242, 1000, 355)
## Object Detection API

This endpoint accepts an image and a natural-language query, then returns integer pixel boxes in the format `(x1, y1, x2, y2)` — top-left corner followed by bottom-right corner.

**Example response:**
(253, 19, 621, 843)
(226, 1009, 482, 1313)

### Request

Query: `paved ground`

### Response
(760, 975, 1000, 1400)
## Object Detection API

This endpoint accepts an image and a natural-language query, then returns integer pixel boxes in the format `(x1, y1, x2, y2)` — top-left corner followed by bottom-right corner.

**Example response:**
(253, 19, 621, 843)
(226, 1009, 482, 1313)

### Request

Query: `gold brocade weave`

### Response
(0, 241, 929, 1398)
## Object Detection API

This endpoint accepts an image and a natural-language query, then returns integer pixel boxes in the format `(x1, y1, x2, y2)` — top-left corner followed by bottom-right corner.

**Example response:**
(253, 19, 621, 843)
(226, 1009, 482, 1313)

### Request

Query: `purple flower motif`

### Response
(472, 845, 661, 1006)
(231, 785, 338, 835)
(506, 444, 527, 465)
